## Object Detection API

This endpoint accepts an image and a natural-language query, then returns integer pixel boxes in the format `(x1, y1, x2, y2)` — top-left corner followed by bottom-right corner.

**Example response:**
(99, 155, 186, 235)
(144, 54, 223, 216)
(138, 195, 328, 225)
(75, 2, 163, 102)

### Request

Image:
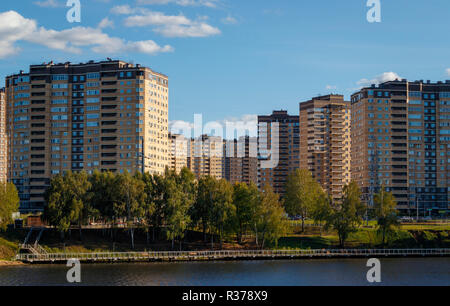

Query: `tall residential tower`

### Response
(299, 95, 351, 203)
(6, 60, 169, 212)
(258, 110, 300, 195)
(351, 79, 450, 215)
(0, 88, 6, 182)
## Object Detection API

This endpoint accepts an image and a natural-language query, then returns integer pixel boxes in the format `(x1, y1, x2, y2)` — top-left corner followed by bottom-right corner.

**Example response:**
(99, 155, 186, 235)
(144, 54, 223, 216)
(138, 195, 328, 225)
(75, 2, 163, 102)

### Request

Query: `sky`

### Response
(1, 0, 450, 137)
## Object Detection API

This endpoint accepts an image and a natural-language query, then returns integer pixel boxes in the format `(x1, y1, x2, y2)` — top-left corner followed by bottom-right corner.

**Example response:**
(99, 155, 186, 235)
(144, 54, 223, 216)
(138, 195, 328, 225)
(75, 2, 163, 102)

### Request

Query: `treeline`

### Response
(42, 168, 400, 249)
(43, 168, 287, 250)
(0, 182, 20, 231)
(284, 169, 399, 247)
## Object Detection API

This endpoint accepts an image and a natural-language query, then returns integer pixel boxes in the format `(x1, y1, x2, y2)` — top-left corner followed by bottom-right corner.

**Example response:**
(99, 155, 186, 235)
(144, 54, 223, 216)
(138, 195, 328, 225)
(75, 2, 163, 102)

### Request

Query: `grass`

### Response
(1, 223, 449, 258)
(0, 234, 20, 261)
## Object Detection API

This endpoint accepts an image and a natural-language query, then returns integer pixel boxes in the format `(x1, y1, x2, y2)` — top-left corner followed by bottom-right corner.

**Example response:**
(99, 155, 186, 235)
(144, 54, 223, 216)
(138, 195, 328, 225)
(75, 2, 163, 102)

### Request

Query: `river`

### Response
(0, 258, 448, 286)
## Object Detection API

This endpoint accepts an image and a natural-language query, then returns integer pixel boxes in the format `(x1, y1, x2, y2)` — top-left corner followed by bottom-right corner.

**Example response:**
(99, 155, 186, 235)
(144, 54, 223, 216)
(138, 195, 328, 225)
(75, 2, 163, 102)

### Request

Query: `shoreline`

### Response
(0, 260, 25, 266)
(15, 248, 450, 265)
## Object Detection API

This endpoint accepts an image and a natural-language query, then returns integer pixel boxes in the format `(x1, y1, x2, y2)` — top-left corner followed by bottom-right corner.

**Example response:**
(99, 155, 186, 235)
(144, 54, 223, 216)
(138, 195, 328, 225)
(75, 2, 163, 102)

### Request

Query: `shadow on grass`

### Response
(277, 236, 336, 249)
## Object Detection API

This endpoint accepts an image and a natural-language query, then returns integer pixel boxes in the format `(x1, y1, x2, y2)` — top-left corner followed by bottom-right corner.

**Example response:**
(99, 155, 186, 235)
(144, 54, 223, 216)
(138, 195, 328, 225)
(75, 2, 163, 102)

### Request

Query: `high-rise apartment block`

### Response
(258, 110, 300, 194)
(299, 95, 351, 203)
(169, 133, 188, 174)
(6, 60, 169, 212)
(223, 136, 258, 186)
(351, 79, 450, 215)
(187, 134, 223, 180)
(0, 88, 7, 182)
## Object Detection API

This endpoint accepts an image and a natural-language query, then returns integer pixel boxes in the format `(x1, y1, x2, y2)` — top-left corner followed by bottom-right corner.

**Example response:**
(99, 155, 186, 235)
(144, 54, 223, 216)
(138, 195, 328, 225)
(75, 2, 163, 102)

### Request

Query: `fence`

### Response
(16, 248, 450, 263)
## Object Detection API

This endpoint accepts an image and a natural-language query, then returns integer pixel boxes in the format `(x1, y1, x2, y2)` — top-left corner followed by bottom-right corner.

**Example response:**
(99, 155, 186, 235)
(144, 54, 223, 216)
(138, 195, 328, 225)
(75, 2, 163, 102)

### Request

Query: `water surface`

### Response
(0, 258, 448, 286)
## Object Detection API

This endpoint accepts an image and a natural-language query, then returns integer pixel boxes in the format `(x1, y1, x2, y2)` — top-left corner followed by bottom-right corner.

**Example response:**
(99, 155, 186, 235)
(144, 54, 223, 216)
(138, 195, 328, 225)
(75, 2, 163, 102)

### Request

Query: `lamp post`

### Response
(416, 194, 420, 222)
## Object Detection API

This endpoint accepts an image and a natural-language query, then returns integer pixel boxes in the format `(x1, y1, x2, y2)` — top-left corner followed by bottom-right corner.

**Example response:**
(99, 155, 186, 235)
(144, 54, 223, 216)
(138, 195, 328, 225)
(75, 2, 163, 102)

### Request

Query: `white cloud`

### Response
(326, 85, 337, 90)
(123, 10, 221, 38)
(98, 17, 114, 29)
(356, 72, 401, 87)
(33, 0, 62, 8)
(110, 5, 142, 15)
(137, 0, 220, 8)
(446, 68, 450, 76)
(221, 15, 238, 25)
(0, 10, 173, 58)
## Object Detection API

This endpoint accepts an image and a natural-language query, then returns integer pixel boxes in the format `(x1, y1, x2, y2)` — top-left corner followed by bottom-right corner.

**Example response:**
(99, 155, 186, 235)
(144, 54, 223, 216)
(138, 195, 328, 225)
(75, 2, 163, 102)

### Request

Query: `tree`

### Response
(88, 170, 117, 240)
(325, 181, 365, 247)
(114, 171, 146, 249)
(139, 172, 156, 244)
(0, 182, 20, 231)
(67, 171, 91, 240)
(174, 168, 196, 250)
(43, 171, 91, 240)
(374, 187, 399, 246)
(209, 179, 234, 249)
(191, 176, 216, 242)
(284, 169, 323, 232)
(232, 182, 259, 244)
(164, 168, 195, 250)
(255, 185, 287, 249)
(310, 192, 332, 236)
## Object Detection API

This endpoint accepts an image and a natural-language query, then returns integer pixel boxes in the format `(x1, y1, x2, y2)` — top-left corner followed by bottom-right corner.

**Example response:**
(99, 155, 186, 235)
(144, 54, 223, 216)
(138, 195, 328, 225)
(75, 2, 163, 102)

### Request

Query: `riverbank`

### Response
(2, 225, 449, 261)
(0, 260, 24, 266)
(16, 248, 450, 264)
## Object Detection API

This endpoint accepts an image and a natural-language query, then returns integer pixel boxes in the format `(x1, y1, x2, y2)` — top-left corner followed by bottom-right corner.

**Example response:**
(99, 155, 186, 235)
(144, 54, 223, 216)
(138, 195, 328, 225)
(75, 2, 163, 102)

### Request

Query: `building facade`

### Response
(351, 79, 450, 215)
(187, 134, 223, 180)
(299, 95, 351, 203)
(0, 88, 7, 182)
(169, 133, 188, 174)
(6, 60, 169, 212)
(258, 110, 300, 195)
(223, 136, 258, 186)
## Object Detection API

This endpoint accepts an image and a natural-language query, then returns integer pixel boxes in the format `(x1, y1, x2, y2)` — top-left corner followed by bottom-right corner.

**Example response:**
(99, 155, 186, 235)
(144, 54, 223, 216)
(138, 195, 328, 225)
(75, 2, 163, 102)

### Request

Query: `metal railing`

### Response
(15, 248, 450, 263)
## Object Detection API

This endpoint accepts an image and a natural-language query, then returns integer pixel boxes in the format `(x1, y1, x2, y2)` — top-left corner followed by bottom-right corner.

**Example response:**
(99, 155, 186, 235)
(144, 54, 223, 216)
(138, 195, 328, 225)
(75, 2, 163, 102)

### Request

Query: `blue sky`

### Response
(1, 0, 450, 133)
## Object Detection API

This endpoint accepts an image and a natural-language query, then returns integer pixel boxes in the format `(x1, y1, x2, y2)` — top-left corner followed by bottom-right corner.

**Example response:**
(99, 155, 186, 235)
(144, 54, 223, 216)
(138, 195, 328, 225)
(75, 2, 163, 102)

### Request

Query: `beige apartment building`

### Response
(299, 95, 351, 203)
(223, 136, 258, 186)
(169, 133, 188, 174)
(5, 60, 169, 212)
(0, 88, 6, 182)
(351, 79, 450, 215)
(258, 110, 300, 195)
(187, 134, 223, 180)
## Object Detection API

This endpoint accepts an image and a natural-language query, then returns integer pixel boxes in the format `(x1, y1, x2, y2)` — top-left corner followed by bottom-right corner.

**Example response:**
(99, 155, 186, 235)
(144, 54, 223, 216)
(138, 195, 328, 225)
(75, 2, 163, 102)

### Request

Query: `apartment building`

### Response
(187, 134, 223, 180)
(6, 60, 169, 212)
(169, 133, 188, 174)
(299, 95, 351, 203)
(223, 136, 258, 186)
(351, 79, 450, 215)
(0, 88, 6, 182)
(258, 110, 300, 195)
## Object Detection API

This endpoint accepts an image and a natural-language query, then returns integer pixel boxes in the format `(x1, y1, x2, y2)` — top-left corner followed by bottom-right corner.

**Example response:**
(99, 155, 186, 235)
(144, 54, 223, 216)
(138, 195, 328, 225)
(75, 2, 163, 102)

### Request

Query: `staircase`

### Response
(19, 227, 48, 255)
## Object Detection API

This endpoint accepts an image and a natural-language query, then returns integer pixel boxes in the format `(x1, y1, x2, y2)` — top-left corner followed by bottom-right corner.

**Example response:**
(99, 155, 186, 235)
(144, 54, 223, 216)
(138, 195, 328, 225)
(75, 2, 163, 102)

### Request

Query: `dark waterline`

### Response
(0, 258, 449, 286)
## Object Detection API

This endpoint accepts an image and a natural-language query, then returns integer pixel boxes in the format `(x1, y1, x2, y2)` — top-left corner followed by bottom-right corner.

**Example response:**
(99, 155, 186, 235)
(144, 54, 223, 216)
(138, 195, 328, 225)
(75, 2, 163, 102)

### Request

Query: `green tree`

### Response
(164, 168, 195, 250)
(114, 171, 146, 249)
(67, 171, 91, 240)
(310, 192, 332, 236)
(0, 182, 20, 231)
(232, 182, 259, 244)
(284, 169, 323, 232)
(88, 170, 117, 240)
(374, 187, 399, 246)
(43, 171, 91, 240)
(255, 185, 287, 249)
(325, 181, 365, 247)
(139, 172, 156, 244)
(209, 179, 234, 249)
(191, 176, 216, 242)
